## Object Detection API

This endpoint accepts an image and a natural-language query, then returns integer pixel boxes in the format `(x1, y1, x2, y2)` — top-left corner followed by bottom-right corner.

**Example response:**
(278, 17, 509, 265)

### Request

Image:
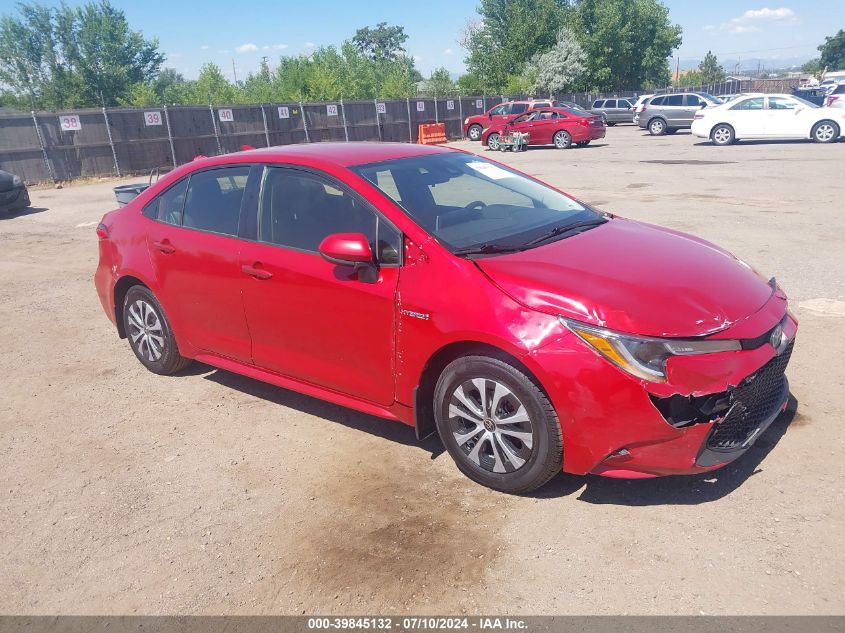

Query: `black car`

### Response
(0, 169, 30, 212)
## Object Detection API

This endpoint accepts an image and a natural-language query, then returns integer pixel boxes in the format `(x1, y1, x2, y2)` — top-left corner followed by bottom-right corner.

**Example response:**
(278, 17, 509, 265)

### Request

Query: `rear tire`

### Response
(553, 130, 572, 149)
(122, 285, 191, 375)
(648, 118, 667, 136)
(434, 355, 563, 494)
(710, 123, 735, 146)
(468, 124, 483, 141)
(811, 120, 839, 143)
(486, 133, 501, 151)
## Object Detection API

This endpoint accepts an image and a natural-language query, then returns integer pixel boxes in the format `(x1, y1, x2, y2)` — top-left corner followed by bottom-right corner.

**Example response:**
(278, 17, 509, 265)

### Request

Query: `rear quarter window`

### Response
(592, 100, 605, 108)
(650, 96, 665, 106)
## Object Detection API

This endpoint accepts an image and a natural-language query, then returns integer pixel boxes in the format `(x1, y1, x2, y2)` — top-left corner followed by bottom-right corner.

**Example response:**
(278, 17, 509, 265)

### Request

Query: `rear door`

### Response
(144, 165, 258, 361)
(663, 94, 685, 126)
(238, 166, 402, 406)
(727, 97, 766, 137)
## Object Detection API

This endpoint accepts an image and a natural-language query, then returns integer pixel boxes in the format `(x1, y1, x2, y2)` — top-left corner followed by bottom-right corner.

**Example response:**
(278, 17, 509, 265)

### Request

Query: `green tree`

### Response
(463, 0, 570, 92)
(186, 62, 237, 104)
(696, 50, 725, 83)
(818, 29, 845, 70)
(456, 72, 485, 95)
(421, 67, 455, 97)
(0, 0, 163, 108)
(352, 22, 409, 61)
(526, 27, 586, 95)
(242, 58, 274, 103)
(576, 0, 682, 91)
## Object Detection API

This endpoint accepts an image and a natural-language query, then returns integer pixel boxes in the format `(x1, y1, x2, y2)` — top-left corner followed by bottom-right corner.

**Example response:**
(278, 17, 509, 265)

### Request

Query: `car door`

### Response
(662, 94, 685, 126)
(144, 165, 257, 362)
(727, 96, 766, 137)
(238, 166, 402, 406)
(488, 104, 511, 127)
(616, 99, 633, 122)
(683, 94, 706, 125)
(526, 110, 557, 143)
(764, 96, 805, 137)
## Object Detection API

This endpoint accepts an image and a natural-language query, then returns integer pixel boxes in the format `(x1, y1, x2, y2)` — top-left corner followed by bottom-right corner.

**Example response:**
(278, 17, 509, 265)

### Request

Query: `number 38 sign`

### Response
(144, 111, 163, 126)
(59, 114, 82, 131)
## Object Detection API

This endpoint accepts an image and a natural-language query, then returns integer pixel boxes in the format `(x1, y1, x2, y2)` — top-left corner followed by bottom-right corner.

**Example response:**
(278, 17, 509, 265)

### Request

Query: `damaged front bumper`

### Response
(530, 304, 797, 478)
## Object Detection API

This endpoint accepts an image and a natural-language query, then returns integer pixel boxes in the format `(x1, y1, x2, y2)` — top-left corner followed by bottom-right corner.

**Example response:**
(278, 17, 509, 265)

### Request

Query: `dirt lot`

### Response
(1, 126, 844, 615)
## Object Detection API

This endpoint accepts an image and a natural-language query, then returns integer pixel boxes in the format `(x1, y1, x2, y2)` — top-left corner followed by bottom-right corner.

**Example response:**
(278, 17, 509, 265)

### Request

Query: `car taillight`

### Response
(828, 96, 840, 106)
(640, 106, 647, 113)
(96, 223, 109, 240)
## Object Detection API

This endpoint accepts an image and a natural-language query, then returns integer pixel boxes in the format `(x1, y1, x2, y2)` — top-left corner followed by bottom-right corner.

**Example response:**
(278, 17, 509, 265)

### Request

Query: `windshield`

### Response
(352, 152, 600, 253)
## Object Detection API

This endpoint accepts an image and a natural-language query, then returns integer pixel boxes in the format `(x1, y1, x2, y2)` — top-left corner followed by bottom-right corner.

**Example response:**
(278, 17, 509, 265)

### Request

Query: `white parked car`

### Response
(691, 93, 845, 145)
(631, 94, 653, 124)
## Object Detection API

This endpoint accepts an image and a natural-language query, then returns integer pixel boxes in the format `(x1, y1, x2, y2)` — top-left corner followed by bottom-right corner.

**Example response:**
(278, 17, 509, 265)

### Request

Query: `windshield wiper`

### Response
(523, 219, 608, 247)
(452, 243, 524, 257)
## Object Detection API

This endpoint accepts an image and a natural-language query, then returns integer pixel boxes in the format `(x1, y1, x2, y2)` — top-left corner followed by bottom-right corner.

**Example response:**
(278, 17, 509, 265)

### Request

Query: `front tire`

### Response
(711, 123, 735, 146)
(648, 118, 667, 136)
(468, 124, 483, 141)
(486, 133, 501, 151)
(553, 130, 572, 149)
(123, 285, 191, 375)
(812, 120, 839, 143)
(434, 355, 563, 494)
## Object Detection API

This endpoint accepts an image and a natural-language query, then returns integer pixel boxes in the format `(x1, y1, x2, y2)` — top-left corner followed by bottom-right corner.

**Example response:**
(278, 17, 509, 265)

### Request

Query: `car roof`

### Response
(196, 141, 454, 169)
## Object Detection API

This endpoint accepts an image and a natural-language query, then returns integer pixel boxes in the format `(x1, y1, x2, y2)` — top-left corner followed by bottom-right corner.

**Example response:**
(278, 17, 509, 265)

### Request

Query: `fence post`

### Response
(260, 104, 270, 147)
(374, 99, 383, 142)
(340, 98, 349, 142)
(299, 101, 310, 143)
(458, 91, 464, 139)
(209, 104, 222, 154)
(434, 96, 438, 124)
(102, 107, 121, 177)
(31, 110, 56, 183)
(406, 97, 412, 143)
(163, 105, 178, 167)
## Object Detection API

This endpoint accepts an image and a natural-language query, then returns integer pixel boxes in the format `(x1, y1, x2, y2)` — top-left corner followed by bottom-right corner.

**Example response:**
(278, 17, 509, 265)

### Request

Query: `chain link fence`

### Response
(0, 79, 788, 184)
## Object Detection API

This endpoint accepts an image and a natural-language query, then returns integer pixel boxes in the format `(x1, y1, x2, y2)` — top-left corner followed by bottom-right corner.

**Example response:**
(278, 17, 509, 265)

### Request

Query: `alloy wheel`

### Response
(815, 123, 835, 142)
(554, 131, 571, 148)
(650, 119, 665, 135)
(487, 133, 501, 150)
(127, 299, 165, 362)
(713, 126, 732, 145)
(448, 378, 534, 474)
(469, 125, 482, 141)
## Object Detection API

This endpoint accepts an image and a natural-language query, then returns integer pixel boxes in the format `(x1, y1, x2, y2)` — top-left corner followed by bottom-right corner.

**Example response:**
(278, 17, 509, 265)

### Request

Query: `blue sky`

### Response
(24, 0, 845, 78)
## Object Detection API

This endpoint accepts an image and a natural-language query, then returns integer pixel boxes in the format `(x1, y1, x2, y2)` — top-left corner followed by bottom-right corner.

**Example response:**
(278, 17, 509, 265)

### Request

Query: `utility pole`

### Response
(232, 58, 238, 84)
(675, 57, 680, 84)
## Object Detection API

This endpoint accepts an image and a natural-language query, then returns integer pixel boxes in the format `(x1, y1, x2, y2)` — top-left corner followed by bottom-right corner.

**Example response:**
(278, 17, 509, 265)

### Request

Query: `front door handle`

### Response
(241, 264, 273, 280)
(153, 239, 175, 254)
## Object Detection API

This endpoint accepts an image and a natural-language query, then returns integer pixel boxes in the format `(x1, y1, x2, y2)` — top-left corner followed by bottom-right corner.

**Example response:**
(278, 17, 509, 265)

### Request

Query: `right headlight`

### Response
(464, 118, 470, 125)
(12, 175, 22, 187)
(560, 318, 741, 382)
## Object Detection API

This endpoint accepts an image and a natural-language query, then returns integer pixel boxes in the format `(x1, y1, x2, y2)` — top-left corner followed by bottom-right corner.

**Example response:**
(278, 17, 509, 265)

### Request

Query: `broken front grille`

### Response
(707, 341, 794, 451)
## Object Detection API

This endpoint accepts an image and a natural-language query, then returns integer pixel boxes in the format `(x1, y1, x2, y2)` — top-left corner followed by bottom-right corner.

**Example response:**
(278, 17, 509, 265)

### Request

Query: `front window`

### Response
(511, 103, 528, 114)
(767, 96, 798, 110)
(490, 105, 509, 116)
(731, 97, 765, 111)
(352, 153, 602, 254)
(665, 95, 683, 106)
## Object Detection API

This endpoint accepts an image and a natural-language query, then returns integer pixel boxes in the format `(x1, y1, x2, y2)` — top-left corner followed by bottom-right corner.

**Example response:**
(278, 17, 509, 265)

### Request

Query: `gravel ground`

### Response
(1, 125, 843, 615)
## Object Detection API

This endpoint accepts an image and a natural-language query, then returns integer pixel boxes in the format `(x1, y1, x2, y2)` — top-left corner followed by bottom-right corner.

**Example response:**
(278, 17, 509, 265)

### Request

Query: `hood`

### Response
(475, 218, 775, 337)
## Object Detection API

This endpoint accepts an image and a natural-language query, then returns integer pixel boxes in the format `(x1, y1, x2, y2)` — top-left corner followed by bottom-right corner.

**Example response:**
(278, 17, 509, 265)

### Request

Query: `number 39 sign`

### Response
(144, 111, 162, 126)
(59, 114, 82, 131)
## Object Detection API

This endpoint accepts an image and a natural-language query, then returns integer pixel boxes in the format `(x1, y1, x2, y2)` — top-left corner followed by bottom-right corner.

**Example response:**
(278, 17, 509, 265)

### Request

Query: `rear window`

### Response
(592, 100, 605, 108)
(731, 97, 765, 110)
(833, 84, 845, 94)
(182, 166, 250, 236)
(511, 103, 528, 114)
(665, 95, 683, 106)
(605, 99, 617, 108)
(531, 102, 551, 109)
(650, 96, 665, 106)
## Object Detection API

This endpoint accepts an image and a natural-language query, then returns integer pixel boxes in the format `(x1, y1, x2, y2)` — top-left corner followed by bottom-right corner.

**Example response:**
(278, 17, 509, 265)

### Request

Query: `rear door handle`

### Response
(153, 240, 175, 254)
(241, 264, 273, 280)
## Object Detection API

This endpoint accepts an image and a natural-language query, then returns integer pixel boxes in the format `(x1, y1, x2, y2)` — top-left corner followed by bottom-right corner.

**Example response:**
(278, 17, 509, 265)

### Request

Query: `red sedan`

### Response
(95, 142, 795, 493)
(481, 107, 606, 150)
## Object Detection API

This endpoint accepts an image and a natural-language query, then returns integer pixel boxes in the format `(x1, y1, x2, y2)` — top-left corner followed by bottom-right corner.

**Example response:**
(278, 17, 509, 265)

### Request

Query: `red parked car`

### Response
(463, 99, 552, 141)
(481, 107, 606, 150)
(95, 142, 796, 493)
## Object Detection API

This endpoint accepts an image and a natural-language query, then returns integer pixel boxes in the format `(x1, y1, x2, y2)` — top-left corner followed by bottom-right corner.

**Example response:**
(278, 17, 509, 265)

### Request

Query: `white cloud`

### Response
(200, 45, 209, 50)
(703, 24, 715, 31)
(262, 43, 289, 51)
(218, 49, 229, 54)
(414, 54, 423, 63)
(714, 7, 796, 34)
(741, 7, 795, 20)
(443, 48, 453, 55)
(304, 42, 315, 48)
(166, 52, 183, 59)
(235, 43, 258, 53)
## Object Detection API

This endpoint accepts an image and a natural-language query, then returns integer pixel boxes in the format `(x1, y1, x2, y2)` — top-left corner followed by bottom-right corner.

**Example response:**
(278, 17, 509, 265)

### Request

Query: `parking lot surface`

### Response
(1, 125, 843, 615)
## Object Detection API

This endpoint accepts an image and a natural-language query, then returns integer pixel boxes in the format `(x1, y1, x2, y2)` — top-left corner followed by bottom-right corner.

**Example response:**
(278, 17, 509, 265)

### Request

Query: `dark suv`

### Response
(638, 92, 721, 135)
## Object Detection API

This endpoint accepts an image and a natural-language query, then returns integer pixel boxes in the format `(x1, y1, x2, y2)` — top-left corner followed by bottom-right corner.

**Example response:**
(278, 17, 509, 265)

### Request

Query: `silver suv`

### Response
(590, 98, 634, 125)
(638, 92, 721, 135)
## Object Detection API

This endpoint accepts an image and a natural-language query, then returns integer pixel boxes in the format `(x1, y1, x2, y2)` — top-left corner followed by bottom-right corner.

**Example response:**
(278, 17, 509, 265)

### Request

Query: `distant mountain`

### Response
(677, 54, 814, 73)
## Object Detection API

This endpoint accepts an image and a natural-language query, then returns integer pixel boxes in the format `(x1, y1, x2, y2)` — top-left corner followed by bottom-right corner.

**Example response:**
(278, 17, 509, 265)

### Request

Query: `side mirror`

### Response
(318, 233, 373, 267)
(488, 113, 493, 119)
(700, 103, 708, 109)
